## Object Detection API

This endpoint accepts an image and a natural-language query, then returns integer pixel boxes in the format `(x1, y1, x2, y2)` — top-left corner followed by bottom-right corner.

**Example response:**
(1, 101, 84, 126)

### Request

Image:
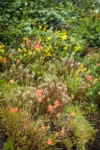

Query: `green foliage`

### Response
(84, 51, 100, 77)
(65, 106, 95, 149)
(87, 81, 100, 107)
(3, 138, 14, 150)
(0, 0, 99, 149)
(0, 0, 99, 49)
(0, 103, 95, 150)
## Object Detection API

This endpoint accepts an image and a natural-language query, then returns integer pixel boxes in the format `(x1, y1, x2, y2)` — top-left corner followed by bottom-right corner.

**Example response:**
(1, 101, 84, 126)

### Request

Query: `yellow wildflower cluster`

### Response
(55, 30, 61, 35)
(0, 44, 5, 61)
(18, 47, 33, 57)
(63, 46, 68, 50)
(55, 30, 67, 41)
(75, 64, 88, 76)
(74, 45, 81, 52)
(38, 36, 42, 42)
(23, 37, 28, 41)
(0, 44, 4, 49)
(0, 56, 3, 61)
(18, 48, 22, 52)
(17, 37, 34, 57)
(39, 25, 42, 29)
(0, 44, 5, 53)
(38, 25, 47, 31)
(47, 36, 52, 41)
(61, 34, 67, 41)
(33, 20, 47, 31)
(44, 44, 52, 57)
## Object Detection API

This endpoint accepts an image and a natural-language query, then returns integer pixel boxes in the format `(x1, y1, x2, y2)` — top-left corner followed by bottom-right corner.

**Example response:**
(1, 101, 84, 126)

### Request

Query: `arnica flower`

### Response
(54, 100, 60, 108)
(35, 90, 42, 97)
(24, 54, 27, 57)
(47, 37, 52, 41)
(70, 112, 76, 117)
(48, 105, 54, 113)
(61, 34, 67, 41)
(43, 27, 46, 31)
(0, 49, 4, 53)
(3, 57, 7, 63)
(0, 56, 3, 61)
(46, 52, 52, 57)
(0, 44, 4, 49)
(28, 50, 32, 56)
(47, 139, 54, 146)
(23, 48, 27, 52)
(87, 75, 92, 81)
(64, 46, 68, 50)
(10, 107, 18, 113)
(74, 45, 81, 52)
(18, 48, 22, 52)
(39, 25, 42, 29)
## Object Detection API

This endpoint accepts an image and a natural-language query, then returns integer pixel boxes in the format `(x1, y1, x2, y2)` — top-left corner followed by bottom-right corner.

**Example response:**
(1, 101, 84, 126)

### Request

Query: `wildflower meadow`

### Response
(0, 0, 100, 150)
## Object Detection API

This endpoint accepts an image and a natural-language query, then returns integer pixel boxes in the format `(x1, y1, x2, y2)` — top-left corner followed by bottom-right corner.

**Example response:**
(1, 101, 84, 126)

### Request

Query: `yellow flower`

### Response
(38, 36, 42, 42)
(0, 44, 4, 49)
(47, 52, 52, 57)
(93, 78, 98, 84)
(74, 45, 81, 52)
(0, 49, 4, 53)
(18, 48, 22, 52)
(23, 37, 27, 41)
(61, 34, 67, 41)
(28, 50, 32, 56)
(44, 45, 51, 53)
(24, 54, 27, 57)
(76, 77, 80, 81)
(47, 37, 52, 41)
(48, 44, 52, 49)
(39, 25, 42, 29)
(55, 30, 60, 35)
(44, 27, 46, 31)
(23, 48, 27, 52)
(0, 56, 3, 61)
(64, 46, 68, 50)
(63, 31, 67, 34)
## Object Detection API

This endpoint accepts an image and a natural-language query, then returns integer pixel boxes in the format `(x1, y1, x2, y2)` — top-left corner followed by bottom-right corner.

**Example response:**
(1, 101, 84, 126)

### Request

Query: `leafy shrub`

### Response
(87, 81, 100, 108)
(0, 105, 95, 150)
